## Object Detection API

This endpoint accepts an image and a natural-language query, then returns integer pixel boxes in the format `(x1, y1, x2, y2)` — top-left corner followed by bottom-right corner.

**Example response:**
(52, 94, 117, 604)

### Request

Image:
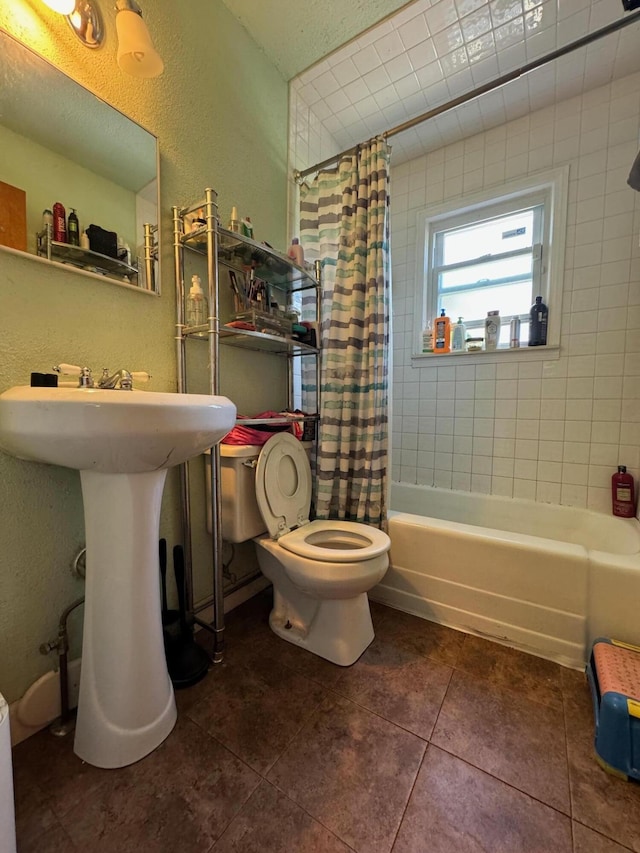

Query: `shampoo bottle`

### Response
(288, 238, 305, 266)
(451, 317, 466, 352)
(612, 465, 635, 517)
(433, 309, 451, 354)
(484, 310, 500, 351)
(186, 274, 208, 327)
(67, 208, 80, 246)
(528, 296, 548, 346)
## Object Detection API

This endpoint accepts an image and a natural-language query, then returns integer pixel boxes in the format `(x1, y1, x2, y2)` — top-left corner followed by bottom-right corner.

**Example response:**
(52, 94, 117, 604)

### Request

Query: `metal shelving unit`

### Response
(172, 188, 321, 662)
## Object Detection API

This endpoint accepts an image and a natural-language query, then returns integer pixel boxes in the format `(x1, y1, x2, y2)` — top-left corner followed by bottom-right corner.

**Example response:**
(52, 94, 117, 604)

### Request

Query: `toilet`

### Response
(218, 433, 390, 666)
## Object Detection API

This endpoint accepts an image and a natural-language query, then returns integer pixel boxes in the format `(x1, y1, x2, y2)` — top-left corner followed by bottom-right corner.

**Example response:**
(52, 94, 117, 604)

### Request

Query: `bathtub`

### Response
(371, 483, 640, 669)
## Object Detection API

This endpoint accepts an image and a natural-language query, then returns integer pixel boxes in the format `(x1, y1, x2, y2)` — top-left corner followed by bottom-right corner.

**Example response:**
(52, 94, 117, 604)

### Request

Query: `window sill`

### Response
(410, 344, 559, 367)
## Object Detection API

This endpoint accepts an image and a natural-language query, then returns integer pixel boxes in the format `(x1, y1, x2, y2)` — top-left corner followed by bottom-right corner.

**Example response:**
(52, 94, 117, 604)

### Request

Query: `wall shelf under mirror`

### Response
(0, 28, 161, 295)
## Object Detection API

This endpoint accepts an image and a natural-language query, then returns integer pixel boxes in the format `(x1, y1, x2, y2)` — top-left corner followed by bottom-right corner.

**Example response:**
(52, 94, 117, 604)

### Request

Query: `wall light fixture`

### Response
(41, 0, 163, 77)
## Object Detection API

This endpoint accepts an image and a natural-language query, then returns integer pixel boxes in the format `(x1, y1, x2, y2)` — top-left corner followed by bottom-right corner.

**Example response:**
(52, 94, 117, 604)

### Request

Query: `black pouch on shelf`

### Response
(86, 224, 118, 258)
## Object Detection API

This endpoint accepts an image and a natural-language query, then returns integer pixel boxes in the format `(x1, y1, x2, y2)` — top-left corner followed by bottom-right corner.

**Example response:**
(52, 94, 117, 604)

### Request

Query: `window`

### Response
(415, 167, 569, 355)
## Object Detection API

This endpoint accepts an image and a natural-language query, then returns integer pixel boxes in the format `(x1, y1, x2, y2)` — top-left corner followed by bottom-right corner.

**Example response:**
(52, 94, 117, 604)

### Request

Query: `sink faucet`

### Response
(52, 364, 151, 390)
(99, 368, 133, 390)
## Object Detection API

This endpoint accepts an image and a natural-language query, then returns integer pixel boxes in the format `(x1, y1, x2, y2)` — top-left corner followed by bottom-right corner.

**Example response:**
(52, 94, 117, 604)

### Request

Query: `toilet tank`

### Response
(205, 441, 314, 543)
(205, 445, 266, 543)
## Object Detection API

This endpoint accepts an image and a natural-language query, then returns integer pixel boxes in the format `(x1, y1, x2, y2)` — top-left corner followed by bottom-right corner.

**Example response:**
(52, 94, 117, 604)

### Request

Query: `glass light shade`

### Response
(116, 9, 163, 78)
(42, 0, 76, 13)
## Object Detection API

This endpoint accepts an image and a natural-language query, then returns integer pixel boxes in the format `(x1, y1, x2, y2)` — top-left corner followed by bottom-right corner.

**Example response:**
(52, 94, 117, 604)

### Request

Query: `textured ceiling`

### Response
(218, 0, 410, 80)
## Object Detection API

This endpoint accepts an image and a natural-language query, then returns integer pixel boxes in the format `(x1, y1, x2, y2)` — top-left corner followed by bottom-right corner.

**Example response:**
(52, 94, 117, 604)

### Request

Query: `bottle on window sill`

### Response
(484, 310, 500, 351)
(433, 309, 451, 354)
(528, 296, 548, 346)
(451, 317, 466, 352)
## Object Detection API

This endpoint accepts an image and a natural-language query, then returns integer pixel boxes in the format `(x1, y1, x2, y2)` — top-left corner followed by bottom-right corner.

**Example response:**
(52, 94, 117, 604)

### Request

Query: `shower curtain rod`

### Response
(294, 9, 640, 182)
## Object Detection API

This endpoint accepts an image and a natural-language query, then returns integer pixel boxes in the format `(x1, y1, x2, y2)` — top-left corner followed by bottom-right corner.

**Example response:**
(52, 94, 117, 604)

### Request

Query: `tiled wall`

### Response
(391, 71, 640, 514)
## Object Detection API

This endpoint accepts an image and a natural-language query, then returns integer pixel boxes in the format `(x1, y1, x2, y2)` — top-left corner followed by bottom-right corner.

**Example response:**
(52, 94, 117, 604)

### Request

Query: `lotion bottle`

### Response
(186, 274, 208, 327)
(612, 465, 635, 517)
(287, 238, 305, 266)
(451, 317, 466, 352)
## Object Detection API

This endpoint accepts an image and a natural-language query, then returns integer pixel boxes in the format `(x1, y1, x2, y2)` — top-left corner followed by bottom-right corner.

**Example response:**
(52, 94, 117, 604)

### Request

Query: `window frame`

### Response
(413, 166, 569, 360)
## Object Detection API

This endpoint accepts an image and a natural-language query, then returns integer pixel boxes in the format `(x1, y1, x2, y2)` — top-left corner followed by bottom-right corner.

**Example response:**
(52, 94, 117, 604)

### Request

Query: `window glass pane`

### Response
(439, 282, 531, 325)
(440, 209, 535, 265)
(439, 254, 532, 290)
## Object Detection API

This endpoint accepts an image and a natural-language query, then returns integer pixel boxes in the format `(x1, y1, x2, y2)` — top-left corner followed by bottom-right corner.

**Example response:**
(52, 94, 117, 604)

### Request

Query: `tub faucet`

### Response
(98, 368, 134, 390)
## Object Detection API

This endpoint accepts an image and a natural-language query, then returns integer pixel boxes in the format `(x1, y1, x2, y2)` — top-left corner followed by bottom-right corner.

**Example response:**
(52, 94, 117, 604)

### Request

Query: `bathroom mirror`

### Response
(0, 28, 160, 294)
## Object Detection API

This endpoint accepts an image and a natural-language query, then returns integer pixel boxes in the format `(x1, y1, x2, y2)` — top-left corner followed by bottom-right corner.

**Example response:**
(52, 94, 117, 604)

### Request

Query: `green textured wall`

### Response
(0, 2, 288, 702)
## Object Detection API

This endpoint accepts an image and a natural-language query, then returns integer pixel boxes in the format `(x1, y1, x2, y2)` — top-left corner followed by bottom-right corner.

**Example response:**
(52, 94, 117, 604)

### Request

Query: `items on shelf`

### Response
(186, 274, 208, 327)
(228, 206, 241, 233)
(223, 410, 317, 445)
(287, 237, 304, 266)
(484, 310, 500, 351)
(67, 208, 80, 246)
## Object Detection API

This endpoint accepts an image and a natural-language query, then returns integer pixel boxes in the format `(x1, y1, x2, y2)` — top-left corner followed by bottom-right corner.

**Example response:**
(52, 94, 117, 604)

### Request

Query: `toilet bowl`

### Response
(219, 433, 390, 666)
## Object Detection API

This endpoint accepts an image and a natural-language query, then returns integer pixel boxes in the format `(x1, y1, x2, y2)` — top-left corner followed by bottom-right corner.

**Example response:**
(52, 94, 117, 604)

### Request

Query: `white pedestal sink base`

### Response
(74, 469, 177, 769)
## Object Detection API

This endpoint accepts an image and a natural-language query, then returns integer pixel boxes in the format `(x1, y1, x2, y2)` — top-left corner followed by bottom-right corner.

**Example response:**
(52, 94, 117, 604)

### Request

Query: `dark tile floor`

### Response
(12, 591, 640, 852)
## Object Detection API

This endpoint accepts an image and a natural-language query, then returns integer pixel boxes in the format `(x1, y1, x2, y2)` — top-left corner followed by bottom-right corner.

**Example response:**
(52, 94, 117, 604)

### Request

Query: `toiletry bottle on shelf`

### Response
(528, 296, 548, 346)
(67, 208, 79, 246)
(228, 207, 241, 233)
(422, 322, 433, 353)
(42, 208, 53, 234)
(186, 274, 208, 327)
(485, 310, 500, 351)
(80, 230, 90, 250)
(612, 465, 635, 517)
(241, 217, 254, 239)
(287, 238, 305, 266)
(451, 317, 466, 352)
(52, 202, 66, 243)
(433, 309, 451, 354)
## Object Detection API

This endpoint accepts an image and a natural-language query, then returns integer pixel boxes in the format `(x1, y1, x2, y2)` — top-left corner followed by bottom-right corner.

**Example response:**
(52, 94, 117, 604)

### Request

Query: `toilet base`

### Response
(269, 590, 374, 666)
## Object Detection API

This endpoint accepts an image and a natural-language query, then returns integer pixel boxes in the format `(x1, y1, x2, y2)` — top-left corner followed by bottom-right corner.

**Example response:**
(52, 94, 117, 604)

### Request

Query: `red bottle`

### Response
(52, 202, 67, 243)
(612, 465, 635, 518)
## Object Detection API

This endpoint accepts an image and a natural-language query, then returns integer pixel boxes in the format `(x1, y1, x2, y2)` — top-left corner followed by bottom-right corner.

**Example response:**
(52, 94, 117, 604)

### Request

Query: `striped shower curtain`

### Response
(299, 138, 390, 528)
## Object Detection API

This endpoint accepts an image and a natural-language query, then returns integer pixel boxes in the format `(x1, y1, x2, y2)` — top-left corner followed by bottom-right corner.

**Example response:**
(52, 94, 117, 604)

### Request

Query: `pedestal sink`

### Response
(0, 385, 236, 768)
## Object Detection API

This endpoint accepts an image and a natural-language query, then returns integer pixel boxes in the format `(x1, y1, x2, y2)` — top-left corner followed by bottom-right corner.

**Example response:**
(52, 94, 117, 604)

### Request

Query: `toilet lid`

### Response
(255, 433, 311, 539)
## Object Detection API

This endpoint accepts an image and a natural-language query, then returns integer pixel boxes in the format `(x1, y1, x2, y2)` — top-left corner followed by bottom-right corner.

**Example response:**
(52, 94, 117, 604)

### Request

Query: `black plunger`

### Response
(165, 544, 210, 688)
(159, 539, 179, 650)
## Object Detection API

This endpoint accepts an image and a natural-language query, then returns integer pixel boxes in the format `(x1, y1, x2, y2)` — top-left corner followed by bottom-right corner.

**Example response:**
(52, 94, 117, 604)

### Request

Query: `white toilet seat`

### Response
(255, 433, 311, 539)
(279, 519, 390, 563)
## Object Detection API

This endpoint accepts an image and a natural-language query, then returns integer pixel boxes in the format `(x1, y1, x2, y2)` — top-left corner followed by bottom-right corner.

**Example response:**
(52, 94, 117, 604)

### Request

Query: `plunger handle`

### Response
(173, 544, 189, 639)
(159, 538, 168, 618)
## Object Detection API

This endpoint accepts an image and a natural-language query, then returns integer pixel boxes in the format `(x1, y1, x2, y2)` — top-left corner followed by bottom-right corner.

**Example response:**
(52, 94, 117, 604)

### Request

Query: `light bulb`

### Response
(42, 0, 76, 14)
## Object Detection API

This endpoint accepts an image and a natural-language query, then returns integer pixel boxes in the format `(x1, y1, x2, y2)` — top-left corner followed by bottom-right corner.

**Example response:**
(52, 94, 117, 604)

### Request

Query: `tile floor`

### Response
(12, 591, 640, 853)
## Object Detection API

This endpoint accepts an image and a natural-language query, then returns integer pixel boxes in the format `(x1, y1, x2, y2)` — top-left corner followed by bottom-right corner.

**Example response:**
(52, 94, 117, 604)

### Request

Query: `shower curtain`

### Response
(299, 138, 390, 528)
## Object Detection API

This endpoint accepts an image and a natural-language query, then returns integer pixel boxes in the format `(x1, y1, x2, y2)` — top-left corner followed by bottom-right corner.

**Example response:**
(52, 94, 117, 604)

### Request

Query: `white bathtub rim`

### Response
(390, 482, 640, 556)
(388, 509, 587, 560)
